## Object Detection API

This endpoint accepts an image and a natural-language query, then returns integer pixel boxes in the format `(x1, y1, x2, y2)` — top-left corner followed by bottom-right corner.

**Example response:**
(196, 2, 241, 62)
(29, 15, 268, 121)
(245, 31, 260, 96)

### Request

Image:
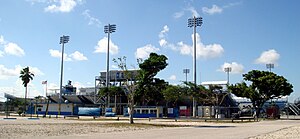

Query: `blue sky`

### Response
(0, 0, 299, 102)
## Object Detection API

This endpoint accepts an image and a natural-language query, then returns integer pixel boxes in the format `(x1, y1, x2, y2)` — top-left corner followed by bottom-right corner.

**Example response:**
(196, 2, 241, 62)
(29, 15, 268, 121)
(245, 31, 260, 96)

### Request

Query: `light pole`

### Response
(224, 67, 232, 85)
(104, 24, 116, 108)
(188, 16, 203, 117)
(59, 35, 69, 116)
(266, 63, 274, 72)
(183, 69, 190, 83)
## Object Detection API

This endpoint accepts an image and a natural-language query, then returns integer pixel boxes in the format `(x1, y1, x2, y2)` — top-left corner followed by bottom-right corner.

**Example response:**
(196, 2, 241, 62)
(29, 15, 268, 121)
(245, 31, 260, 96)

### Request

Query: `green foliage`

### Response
(229, 70, 293, 117)
(98, 87, 108, 97)
(136, 53, 168, 105)
(19, 67, 34, 87)
(229, 82, 257, 100)
(138, 53, 168, 79)
(98, 86, 124, 97)
(243, 70, 293, 98)
(7, 98, 24, 107)
(19, 66, 34, 113)
(162, 85, 184, 107)
(183, 82, 226, 105)
(17, 107, 23, 116)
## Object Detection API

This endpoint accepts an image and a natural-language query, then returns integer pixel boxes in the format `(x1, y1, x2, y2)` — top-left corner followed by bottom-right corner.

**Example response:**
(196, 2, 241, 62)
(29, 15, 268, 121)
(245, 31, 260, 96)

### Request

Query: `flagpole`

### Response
(42, 81, 48, 96)
(45, 82, 48, 96)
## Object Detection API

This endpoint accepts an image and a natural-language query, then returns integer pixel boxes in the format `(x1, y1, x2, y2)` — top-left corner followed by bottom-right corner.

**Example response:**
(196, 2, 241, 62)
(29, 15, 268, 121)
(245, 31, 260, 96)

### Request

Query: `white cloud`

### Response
(44, 0, 77, 13)
(4, 42, 25, 57)
(158, 25, 177, 51)
(0, 78, 44, 99)
(159, 39, 168, 47)
(178, 41, 192, 55)
(178, 33, 223, 59)
(48, 83, 59, 90)
(29, 66, 44, 76)
(194, 33, 223, 59)
(198, 43, 224, 59)
(218, 62, 244, 74)
(223, 2, 243, 9)
(173, 11, 184, 19)
(49, 49, 71, 61)
(175, 2, 241, 19)
(173, 6, 201, 19)
(94, 37, 119, 55)
(159, 25, 169, 39)
(169, 75, 177, 80)
(186, 6, 200, 17)
(1, 35, 25, 57)
(255, 49, 280, 65)
(49, 49, 87, 61)
(202, 5, 223, 15)
(69, 51, 88, 61)
(111, 65, 118, 69)
(82, 9, 101, 27)
(0, 35, 5, 45)
(159, 25, 169, 47)
(157, 25, 223, 60)
(0, 65, 19, 79)
(73, 81, 85, 88)
(0, 51, 4, 57)
(72, 81, 85, 93)
(0, 65, 43, 80)
(49, 49, 61, 58)
(135, 44, 160, 59)
(26, 0, 47, 5)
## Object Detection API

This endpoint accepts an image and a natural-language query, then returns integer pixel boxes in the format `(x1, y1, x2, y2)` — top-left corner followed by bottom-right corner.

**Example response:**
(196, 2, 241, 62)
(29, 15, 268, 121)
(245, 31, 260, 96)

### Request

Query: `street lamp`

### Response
(59, 35, 69, 116)
(224, 67, 232, 85)
(188, 16, 203, 117)
(104, 24, 116, 108)
(266, 63, 274, 72)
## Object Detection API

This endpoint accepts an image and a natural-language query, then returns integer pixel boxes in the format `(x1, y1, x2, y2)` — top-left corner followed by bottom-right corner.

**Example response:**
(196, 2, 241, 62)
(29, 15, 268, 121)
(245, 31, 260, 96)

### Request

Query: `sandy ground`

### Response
(249, 126, 300, 139)
(1, 115, 300, 139)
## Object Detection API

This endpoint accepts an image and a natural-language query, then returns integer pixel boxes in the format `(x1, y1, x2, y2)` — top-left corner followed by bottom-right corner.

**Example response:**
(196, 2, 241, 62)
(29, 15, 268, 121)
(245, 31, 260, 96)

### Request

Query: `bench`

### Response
(64, 115, 79, 119)
(231, 112, 257, 122)
(231, 117, 256, 122)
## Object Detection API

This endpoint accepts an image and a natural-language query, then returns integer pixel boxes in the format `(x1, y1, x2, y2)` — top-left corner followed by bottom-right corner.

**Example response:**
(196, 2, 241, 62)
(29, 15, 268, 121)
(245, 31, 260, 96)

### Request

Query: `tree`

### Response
(228, 70, 293, 117)
(98, 86, 123, 98)
(98, 86, 125, 113)
(113, 56, 137, 124)
(19, 66, 34, 114)
(162, 85, 184, 107)
(136, 53, 168, 105)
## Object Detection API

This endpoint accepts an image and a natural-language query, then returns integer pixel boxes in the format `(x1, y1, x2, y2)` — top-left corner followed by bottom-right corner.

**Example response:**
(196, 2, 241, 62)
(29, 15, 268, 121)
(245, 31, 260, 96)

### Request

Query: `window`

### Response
(142, 110, 148, 114)
(150, 110, 157, 114)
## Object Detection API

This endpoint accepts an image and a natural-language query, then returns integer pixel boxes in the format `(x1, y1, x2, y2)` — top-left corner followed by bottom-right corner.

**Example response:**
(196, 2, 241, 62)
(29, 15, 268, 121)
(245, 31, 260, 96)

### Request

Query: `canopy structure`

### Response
(47, 95, 97, 104)
(4, 93, 17, 100)
(201, 81, 228, 86)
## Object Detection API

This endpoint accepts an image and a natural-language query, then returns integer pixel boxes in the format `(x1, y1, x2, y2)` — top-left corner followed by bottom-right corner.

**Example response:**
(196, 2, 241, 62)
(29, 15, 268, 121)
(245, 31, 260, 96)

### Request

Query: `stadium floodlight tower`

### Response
(224, 67, 232, 85)
(59, 35, 69, 116)
(183, 69, 190, 83)
(104, 24, 116, 108)
(188, 16, 203, 117)
(266, 63, 274, 72)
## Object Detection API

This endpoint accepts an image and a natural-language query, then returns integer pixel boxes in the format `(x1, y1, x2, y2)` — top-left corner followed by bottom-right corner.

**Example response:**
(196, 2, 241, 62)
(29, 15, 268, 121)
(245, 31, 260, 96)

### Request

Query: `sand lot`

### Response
(1, 115, 300, 139)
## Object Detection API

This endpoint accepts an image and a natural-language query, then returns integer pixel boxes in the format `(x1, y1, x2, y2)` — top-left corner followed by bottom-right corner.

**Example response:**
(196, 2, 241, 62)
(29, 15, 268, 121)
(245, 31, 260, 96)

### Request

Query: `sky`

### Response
(0, 0, 299, 102)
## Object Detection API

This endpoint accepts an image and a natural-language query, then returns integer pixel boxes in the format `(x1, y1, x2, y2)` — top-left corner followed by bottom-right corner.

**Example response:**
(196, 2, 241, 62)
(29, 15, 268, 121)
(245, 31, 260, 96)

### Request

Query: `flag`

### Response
(42, 80, 47, 84)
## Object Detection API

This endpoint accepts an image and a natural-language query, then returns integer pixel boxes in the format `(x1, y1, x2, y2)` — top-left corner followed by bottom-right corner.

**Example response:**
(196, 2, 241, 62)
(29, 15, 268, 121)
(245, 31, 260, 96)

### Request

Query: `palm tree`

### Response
(19, 66, 34, 115)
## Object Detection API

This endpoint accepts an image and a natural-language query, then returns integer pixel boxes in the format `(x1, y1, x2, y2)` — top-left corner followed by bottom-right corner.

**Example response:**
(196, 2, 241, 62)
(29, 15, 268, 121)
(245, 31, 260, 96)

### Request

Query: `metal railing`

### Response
(288, 103, 300, 115)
